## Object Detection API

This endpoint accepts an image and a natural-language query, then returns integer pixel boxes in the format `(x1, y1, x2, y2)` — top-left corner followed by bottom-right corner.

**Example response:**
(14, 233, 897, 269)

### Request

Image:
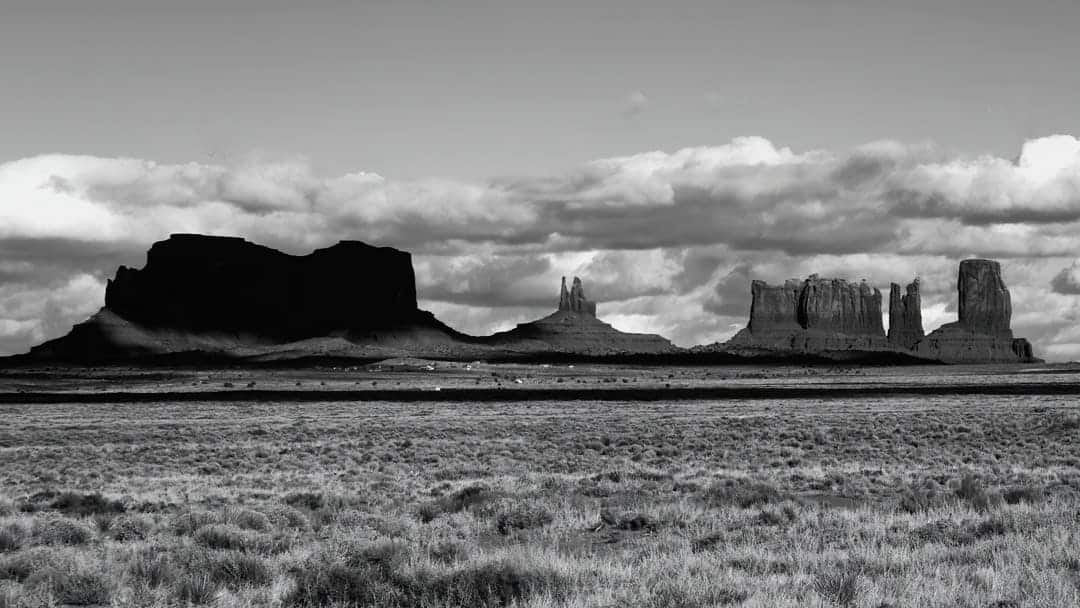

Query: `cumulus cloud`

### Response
(1051, 260, 1080, 294)
(2, 135, 1080, 356)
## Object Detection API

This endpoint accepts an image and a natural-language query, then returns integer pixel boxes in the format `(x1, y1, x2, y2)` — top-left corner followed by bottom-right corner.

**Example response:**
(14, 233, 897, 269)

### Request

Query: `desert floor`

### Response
(0, 361, 1078, 607)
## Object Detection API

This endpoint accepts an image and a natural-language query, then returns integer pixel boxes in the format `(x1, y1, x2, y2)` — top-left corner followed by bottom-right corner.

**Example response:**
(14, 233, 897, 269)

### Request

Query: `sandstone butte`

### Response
(11, 234, 1040, 364)
(725, 259, 1039, 363)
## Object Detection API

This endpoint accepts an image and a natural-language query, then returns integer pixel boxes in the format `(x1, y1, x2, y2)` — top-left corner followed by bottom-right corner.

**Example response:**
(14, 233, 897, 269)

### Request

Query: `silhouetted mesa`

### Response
(26, 234, 465, 361)
(888, 279, 924, 350)
(727, 275, 889, 352)
(105, 234, 429, 338)
(914, 259, 1038, 363)
(489, 276, 675, 355)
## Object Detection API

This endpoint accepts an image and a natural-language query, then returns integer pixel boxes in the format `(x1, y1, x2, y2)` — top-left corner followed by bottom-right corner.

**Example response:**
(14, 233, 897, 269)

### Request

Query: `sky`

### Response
(2, 0, 1080, 359)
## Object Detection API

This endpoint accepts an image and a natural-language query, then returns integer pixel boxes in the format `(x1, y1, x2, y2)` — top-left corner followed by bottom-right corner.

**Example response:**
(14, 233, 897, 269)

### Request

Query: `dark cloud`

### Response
(703, 263, 754, 317)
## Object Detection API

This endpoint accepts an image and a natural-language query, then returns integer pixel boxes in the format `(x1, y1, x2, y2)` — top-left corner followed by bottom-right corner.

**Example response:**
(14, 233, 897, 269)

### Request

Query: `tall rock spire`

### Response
(558, 276, 571, 311)
(956, 259, 1012, 335)
(888, 279, 924, 349)
(557, 276, 596, 316)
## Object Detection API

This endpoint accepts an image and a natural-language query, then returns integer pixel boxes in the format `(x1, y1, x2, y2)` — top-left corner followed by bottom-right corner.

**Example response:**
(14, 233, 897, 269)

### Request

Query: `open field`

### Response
(0, 364, 1079, 607)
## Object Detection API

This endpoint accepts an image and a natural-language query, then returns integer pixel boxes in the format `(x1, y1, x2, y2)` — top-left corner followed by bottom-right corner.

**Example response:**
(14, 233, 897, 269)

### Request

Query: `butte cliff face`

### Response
(490, 276, 675, 354)
(888, 280, 924, 350)
(728, 275, 888, 352)
(914, 259, 1037, 363)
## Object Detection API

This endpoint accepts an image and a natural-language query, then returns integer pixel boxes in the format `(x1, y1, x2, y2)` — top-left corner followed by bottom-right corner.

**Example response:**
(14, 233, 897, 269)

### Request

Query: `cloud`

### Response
(1051, 260, 1080, 294)
(623, 91, 649, 116)
(2, 135, 1080, 356)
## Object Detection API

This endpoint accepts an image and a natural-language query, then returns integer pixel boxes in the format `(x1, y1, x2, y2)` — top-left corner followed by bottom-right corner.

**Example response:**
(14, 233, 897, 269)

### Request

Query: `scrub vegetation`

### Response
(0, 372, 1078, 607)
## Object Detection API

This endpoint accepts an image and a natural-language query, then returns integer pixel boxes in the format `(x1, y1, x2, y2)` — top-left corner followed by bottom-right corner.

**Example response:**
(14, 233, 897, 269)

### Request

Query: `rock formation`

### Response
(954, 259, 1012, 335)
(25, 234, 466, 361)
(103, 234, 430, 339)
(888, 279, 924, 349)
(558, 276, 597, 316)
(728, 275, 888, 352)
(913, 259, 1038, 363)
(747, 280, 801, 335)
(490, 277, 674, 354)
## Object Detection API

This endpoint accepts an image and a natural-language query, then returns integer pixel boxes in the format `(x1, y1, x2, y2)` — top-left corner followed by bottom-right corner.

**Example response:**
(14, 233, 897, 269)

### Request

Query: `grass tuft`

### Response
(813, 564, 862, 607)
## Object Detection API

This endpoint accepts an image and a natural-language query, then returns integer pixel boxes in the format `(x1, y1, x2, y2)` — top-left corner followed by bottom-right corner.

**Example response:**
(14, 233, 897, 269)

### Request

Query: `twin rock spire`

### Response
(558, 276, 597, 317)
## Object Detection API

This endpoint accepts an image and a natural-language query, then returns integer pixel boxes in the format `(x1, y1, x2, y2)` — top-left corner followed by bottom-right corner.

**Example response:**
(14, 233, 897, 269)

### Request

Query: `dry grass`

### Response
(0, 374, 1078, 607)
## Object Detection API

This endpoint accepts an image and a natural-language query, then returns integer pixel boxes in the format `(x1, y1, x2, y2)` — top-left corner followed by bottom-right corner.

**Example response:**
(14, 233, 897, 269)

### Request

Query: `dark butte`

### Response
(105, 234, 431, 338)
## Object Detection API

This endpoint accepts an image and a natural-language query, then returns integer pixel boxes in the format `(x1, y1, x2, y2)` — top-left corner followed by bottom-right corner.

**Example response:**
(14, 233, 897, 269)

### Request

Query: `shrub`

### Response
(1002, 485, 1044, 505)
(429, 540, 468, 564)
(283, 492, 325, 511)
(598, 507, 660, 531)
(1052, 412, 1080, 431)
(417, 484, 496, 523)
(704, 480, 785, 509)
(814, 565, 862, 607)
(171, 511, 218, 536)
(0, 547, 72, 581)
(108, 514, 153, 541)
(435, 560, 572, 607)
(25, 566, 110, 606)
(224, 507, 272, 532)
(0, 525, 27, 553)
(494, 503, 553, 535)
(954, 474, 1002, 512)
(284, 545, 571, 608)
(172, 572, 219, 605)
(207, 550, 272, 589)
(898, 484, 942, 514)
(31, 517, 93, 546)
(45, 493, 125, 517)
(194, 525, 268, 553)
(126, 549, 175, 588)
(645, 579, 750, 607)
(261, 504, 310, 530)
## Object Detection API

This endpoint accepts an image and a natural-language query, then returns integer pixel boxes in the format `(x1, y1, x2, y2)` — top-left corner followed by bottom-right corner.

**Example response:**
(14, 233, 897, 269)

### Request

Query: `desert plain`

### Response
(0, 361, 1078, 607)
